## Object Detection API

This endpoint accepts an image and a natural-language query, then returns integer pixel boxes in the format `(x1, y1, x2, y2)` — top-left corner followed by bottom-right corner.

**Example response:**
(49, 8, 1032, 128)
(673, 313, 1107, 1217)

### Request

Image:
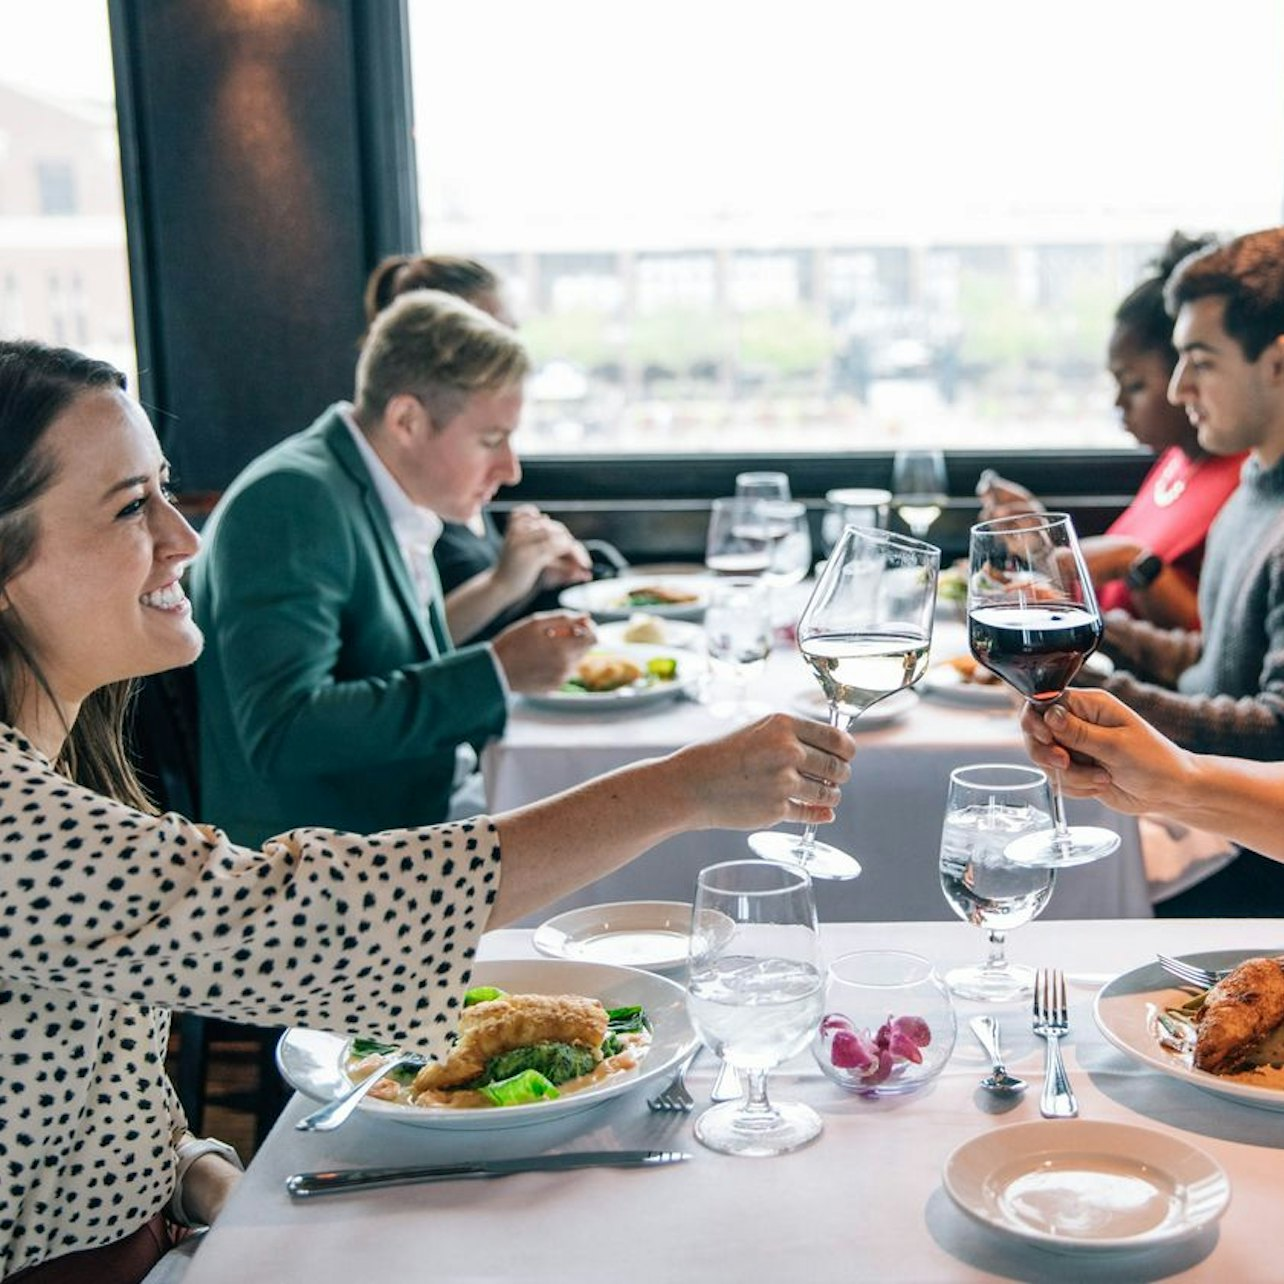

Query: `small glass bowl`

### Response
(813, 950, 957, 1097)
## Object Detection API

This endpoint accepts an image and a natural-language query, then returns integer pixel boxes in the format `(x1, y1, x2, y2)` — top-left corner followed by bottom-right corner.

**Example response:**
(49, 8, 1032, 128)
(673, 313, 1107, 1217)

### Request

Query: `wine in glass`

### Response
(704, 577, 772, 720)
(686, 860, 824, 1157)
(938, 764, 1057, 1001)
(748, 525, 939, 880)
(967, 511, 1121, 867)
(892, 449, 948, 539)
(706, 496, 770, 576)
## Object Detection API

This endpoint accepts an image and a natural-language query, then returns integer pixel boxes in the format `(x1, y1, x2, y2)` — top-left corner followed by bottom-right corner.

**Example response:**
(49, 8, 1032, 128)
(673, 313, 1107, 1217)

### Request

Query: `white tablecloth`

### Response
(185, 919, 1284, 1283)
(483, 622, 1151, 922)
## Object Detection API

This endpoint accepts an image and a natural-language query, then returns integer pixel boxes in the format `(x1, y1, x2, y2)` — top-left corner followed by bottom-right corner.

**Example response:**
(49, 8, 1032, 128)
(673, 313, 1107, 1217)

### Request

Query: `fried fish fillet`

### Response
(1194, 956, 1284, 1074)
(576, 654, 644, 692)
(412, 993, 609, 1092)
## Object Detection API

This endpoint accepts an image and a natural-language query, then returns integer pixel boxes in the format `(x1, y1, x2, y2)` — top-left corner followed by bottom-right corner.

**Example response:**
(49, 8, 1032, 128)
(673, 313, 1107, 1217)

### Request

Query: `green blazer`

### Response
(191, 405, 507, 845)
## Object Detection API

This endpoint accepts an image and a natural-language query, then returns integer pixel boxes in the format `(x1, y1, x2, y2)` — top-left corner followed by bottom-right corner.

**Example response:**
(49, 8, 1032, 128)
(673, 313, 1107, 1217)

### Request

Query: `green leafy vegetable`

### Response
(463, 986, 507, 1007)
(481, 1041, 598, 1087)
(607, 1005, 651, 1035)
(479, 1069, 561, 1106)
(350, 1036, 399, 1058)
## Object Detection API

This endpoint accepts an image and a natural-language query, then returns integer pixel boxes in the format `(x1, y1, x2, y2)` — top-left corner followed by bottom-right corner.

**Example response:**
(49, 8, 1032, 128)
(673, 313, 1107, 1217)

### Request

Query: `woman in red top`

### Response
(978, 232, 1245, 630)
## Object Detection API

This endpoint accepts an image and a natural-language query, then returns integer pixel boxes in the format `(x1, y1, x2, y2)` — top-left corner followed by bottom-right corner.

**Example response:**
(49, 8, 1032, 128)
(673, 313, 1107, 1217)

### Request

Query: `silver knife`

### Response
(286, 1149, 691, 1198)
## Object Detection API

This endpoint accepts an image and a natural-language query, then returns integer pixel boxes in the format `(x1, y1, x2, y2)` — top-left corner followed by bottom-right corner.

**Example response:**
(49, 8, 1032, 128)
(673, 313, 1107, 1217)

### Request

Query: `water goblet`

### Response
(706, 496, 770, 577)
(761, 500, 812, 591)
(748, 525, 939, 880)
(686, 860, 824, 1157)
(735, 471, 792, 503)
(703, 578, 772, 720)
(892, 449, 948, 539)
(967, 512, 1121, 867)
(938, 764, 1057, 1001)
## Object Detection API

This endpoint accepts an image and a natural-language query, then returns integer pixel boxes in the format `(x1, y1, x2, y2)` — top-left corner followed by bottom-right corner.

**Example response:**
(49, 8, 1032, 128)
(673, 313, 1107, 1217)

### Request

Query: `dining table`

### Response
(183, 917, 1284, 1283)
(484, 615, 1154, 924)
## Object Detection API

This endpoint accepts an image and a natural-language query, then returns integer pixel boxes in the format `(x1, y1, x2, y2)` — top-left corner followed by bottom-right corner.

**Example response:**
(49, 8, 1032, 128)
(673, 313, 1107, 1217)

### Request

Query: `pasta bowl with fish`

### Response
(276, 959, 697, 1130)
(1094, 950, 1284, 1112)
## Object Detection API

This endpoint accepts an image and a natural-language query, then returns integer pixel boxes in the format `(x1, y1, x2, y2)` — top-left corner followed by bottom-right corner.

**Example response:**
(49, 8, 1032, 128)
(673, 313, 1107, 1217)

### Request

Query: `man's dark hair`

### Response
(1165, 227, 1284, 360)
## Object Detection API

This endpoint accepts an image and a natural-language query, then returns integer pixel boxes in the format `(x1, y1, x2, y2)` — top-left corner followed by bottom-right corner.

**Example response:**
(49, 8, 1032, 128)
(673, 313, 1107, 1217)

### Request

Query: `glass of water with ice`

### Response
(686, 860, 823, 1157)
(938, 764, 1056, 1001)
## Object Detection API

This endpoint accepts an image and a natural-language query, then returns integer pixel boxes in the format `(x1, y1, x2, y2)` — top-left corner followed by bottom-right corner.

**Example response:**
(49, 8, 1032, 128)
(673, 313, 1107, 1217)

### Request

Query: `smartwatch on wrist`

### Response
(1125, 552, 1164, 591)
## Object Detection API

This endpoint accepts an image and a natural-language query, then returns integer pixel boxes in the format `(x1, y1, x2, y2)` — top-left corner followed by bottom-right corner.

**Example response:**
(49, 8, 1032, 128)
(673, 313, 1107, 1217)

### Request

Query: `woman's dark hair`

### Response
(0, 338, 151, 810)
(1113, 231, 1218, 363)
(1165, 227, 1284, 362)
(363, 255, 501, 329)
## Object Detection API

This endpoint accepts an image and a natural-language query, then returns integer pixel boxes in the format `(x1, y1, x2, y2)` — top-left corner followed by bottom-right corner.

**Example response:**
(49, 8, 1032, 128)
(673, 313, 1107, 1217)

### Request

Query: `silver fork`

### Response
(646, 1047, 698, 1112)
(1032, 969, 1077, 1119)
(1156, 954, 1230, 989)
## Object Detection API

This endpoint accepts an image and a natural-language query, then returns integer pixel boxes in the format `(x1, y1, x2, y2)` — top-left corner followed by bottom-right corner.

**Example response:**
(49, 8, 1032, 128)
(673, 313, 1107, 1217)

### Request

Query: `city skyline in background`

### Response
(3, 2, 1284, 454)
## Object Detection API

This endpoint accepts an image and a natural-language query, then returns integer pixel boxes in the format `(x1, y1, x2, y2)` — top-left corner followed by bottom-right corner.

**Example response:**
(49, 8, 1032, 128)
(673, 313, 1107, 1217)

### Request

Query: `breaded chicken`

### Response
(1194, 956, 1284, 1074)
(412, 993, 609, 1092)
(576, 654, 644, 692)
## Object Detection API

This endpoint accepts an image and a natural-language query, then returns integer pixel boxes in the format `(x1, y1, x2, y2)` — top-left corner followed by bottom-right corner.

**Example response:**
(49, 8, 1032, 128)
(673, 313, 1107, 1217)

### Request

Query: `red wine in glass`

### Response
(968, 603, 1103, 704)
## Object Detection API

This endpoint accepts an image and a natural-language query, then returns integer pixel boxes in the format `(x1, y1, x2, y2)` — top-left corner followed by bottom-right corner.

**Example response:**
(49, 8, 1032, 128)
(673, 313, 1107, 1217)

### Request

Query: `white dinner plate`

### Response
(595, 618, 705, 651)
(276, 959, 696, 1131)
(533, 901, 692, 972)
(559, 574, 711, 621)
(943, 1120, 1230, 1254)
(1094, 949, 1284, 1112)
(520, 643, 699, 712)
(788, 685, 919, 729)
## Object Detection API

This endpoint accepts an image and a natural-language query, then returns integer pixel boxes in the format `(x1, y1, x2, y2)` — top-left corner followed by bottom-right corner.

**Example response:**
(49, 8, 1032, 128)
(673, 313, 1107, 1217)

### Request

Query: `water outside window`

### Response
(408, 0, 1284, 456)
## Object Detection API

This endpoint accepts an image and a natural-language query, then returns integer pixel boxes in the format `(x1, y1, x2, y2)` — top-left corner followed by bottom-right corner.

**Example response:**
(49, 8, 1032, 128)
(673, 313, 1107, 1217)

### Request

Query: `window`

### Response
(408, 0, 1284, 456)
(0, 3, 136, 388)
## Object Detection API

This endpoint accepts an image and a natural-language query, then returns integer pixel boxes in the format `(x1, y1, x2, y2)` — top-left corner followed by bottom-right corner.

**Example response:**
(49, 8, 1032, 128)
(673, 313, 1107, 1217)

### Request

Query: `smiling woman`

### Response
(0, 336, 855, 1282)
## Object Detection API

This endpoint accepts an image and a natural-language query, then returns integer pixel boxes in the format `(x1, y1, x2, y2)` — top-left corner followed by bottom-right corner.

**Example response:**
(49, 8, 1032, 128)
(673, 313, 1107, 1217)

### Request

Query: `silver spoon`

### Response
(969, 1015, 1026, 1095)
(295, 1050, 425, 1132)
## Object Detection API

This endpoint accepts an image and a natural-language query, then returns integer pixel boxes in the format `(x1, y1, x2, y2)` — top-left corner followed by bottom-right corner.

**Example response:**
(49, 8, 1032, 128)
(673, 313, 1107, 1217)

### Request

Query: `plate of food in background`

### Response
(595, 614, 705, 651)
(520, 643, 699, 711)
(920, 651, 1113, 707)
(559, 574, 710, 621)
(277, 958, 697, 1130)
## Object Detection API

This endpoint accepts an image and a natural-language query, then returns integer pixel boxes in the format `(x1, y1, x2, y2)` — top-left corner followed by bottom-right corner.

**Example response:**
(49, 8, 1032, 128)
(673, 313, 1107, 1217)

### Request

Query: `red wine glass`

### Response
(967, 512, 1121, 868)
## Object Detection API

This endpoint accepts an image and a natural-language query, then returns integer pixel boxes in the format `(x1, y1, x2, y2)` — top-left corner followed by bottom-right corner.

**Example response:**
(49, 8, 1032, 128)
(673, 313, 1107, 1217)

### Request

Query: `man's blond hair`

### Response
(355, 288, 528, 428)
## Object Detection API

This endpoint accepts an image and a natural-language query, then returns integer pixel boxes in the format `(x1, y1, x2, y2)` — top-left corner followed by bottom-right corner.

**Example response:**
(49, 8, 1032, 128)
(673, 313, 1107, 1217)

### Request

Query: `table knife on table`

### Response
(286, 1149, 691, 1197)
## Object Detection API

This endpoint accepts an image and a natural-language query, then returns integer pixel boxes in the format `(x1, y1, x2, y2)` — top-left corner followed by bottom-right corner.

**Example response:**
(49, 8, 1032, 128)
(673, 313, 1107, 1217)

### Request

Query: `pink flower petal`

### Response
(889, 1031, 924, 1063)
(892, 1014, 932, 1047)
(821, 1013, 854, 1037)
(830, 1029, 875, 1070)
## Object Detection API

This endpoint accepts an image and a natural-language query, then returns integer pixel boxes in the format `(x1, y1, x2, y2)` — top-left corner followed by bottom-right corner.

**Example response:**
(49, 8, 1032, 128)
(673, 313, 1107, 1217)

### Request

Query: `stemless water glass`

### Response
(967, 512, 1121, 868)
(703, 578, 772, 720)
(892, 449, 948, 539)
(706, 496, 770, 576)
(686, 860, 824, 1157)
(938, 764, 1057, 1001)
(735, 471, 792, 503)
(749, 526, 939, 880)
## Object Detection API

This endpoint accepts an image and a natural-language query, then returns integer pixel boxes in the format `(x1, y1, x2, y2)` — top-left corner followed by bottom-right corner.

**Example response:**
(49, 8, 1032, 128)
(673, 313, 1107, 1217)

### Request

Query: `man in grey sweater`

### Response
(1100, 228, 1284, 759)
(1094, 227, 1284, 911)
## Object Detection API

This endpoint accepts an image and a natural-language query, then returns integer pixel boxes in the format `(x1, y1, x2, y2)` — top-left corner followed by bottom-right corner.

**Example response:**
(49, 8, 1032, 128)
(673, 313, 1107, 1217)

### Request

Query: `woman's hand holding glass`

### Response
(748, 526, 939, 880)
(686, 860, 824, 1157)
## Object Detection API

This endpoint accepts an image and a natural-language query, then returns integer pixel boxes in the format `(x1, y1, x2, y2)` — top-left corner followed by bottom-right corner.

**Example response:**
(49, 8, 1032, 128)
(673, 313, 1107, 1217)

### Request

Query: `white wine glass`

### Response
(938, 764, 1057, 1001)
(703, 578, 772, 720)
(735, 470, 792, 503)
(749, 525, 940, 880)
(761, 501, 812, 591)
(968, 512, 1121, 868)
(892, 449, 948, 539)
(706, 496, 770, 577)
(686, 860, 824, 1157)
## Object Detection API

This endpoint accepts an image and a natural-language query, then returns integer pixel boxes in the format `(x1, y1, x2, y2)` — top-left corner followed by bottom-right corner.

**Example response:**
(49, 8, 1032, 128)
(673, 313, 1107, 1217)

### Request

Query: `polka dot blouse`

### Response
(0, 723, 501, 1276)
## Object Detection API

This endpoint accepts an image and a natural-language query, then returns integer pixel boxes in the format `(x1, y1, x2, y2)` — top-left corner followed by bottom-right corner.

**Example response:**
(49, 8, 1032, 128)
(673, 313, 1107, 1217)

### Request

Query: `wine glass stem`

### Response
(741, 1068, 775, 1119)
(984, 929, 1008, 974)
(794, 704, 855, 859)
(1049, 769, 1074, 856)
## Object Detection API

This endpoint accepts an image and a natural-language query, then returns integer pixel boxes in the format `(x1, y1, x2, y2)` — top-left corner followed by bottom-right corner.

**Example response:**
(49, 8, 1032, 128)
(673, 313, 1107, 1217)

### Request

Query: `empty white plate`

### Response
(943, 1120, 1230, 1254)
(533, 901, 691, 972)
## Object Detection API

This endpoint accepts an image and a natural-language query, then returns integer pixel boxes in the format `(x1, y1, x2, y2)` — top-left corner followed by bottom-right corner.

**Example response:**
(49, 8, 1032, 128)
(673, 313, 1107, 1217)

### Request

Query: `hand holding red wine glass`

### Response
(966, 512, 1121, 868)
